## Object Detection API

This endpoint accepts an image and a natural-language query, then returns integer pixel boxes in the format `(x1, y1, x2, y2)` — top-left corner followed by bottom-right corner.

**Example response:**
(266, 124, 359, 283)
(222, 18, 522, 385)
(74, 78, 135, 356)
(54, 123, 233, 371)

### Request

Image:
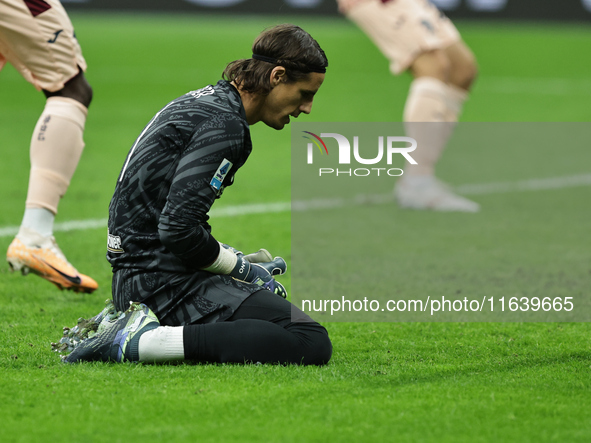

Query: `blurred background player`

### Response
(1, 0, 97, 292)
(339, 0, 480, 212)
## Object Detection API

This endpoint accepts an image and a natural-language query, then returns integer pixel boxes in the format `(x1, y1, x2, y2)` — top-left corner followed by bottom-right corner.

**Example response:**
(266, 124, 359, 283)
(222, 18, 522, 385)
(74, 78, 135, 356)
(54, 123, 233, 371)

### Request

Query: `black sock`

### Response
(182, 319, 331, 365)
(182, 290, 331, 365)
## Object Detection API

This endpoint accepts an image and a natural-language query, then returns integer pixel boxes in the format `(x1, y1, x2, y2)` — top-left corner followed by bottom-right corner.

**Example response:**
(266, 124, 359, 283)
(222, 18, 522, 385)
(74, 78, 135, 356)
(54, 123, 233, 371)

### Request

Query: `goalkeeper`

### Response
(61, 24, 331, 366)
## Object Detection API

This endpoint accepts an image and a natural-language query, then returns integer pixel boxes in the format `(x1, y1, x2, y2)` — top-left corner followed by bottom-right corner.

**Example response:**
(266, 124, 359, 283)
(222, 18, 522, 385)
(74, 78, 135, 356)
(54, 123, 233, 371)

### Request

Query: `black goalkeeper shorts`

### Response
(112, 268, 263, 326)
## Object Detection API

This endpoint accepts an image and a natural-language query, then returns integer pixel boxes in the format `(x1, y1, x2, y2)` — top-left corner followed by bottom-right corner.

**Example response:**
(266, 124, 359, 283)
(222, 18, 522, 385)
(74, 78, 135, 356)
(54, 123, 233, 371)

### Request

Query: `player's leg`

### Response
(405, 48, 452, 125)
(343, 0, 480, 211)
(444, 40, 478, 93)
(65, 270, 330, 365)
(397, 39, 479, 212)
(24, 70, 93, 222)
(179, 290, 332, 365)
(137, 271, 331, 365)
(1, 0, 97, 292)
(404, 40, 477, 123)
(64, 290, 332, 365)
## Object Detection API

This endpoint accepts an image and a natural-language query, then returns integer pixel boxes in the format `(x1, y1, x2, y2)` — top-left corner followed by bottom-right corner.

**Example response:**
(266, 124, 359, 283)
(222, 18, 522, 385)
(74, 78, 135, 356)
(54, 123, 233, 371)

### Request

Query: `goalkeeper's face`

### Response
(261, 69, 325, 130)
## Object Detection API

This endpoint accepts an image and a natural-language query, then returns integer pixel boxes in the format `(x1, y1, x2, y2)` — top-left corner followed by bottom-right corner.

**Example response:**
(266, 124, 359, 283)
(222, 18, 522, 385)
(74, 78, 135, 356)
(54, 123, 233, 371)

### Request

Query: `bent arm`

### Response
(158, 117, 246, 269)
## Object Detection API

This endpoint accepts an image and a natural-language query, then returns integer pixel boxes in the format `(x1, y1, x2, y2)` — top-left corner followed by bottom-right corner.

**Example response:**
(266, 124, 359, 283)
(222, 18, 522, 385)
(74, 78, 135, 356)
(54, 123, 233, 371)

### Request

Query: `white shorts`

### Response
(341, 0, 461, 75)
(0, 0, 87, 91)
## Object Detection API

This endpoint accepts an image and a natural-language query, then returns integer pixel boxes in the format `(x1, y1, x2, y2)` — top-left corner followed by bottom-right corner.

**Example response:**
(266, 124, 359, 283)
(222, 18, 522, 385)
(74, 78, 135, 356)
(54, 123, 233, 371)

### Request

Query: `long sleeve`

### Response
(158, 116, 247, 269)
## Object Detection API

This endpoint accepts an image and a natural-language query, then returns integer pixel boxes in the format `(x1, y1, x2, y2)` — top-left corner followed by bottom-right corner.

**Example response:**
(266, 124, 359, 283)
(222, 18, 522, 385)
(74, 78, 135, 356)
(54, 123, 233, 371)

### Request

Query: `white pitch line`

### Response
(456, 173, 591, 195)
(0, 173, 589, 238)
(0, 203, 293, 238)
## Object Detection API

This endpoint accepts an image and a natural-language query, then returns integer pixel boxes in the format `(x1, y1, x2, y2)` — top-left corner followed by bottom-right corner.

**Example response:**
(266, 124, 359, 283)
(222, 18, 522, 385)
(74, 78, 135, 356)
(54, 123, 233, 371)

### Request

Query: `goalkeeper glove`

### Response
(221, 244, 287, 276)
(207, 244, 287, 297)
(221, 243, 277, 264)
(228, 255, 287, 298)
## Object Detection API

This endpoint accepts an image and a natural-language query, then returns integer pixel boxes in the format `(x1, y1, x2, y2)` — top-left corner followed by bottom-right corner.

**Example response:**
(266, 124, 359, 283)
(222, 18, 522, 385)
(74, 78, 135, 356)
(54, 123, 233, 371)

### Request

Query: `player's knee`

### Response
(450, 55, 478, 90)
(410, 49, 451, 83)
(44, 70, 93, 108)
(446, 42, 478, 90)
(77, 81, 93, 108)
(314, 329, 333, 365)
(302, 324, 333, 366)
(67, 72, 93, 108)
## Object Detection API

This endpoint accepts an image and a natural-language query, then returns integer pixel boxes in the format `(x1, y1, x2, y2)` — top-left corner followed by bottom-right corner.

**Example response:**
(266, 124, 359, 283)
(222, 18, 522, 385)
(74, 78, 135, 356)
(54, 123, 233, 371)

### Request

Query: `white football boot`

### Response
(395, 175, 480, 213)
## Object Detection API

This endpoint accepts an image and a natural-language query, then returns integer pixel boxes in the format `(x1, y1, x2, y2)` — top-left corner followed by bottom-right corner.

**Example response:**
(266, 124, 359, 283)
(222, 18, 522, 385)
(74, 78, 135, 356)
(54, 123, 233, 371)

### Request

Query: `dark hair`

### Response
(223, 24, 328, 95)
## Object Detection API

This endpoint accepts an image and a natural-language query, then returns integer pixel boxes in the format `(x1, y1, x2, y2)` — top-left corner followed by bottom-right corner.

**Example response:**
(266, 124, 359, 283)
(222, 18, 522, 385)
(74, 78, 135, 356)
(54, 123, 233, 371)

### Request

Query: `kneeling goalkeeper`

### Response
(60, 24, 331, 365)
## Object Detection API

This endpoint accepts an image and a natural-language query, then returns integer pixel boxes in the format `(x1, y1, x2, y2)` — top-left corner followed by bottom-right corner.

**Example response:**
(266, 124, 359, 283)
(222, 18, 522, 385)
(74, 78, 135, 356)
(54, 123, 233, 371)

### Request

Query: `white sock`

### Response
(25, 97, 87, 214)
(402, 77, 468, 177)
(443, 82, 468, 122)
(138, 326, 185, 363)
(20, 207, 55, 238)
(403, 77, 448, 123)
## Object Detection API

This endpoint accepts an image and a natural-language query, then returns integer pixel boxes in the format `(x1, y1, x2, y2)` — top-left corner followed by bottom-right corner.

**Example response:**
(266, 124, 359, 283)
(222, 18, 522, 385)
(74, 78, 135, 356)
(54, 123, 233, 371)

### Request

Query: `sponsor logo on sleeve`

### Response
(107, 232, 124, 253)
(210, 158, 233, 195)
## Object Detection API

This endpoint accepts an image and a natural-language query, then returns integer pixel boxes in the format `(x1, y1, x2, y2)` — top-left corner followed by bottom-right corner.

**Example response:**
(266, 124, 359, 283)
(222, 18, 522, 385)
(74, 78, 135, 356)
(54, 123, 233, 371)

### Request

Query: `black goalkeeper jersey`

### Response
(107, 80, 252, 273)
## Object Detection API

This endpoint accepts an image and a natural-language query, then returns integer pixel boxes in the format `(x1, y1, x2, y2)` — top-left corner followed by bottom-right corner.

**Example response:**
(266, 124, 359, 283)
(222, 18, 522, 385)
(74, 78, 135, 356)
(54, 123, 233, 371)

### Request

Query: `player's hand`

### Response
(228, 255, 288, 298)
(249, 264, 288, 298)
(221, 243, 277, 264)
(243, 249, 273, 263)
(254, 256, 287, 276)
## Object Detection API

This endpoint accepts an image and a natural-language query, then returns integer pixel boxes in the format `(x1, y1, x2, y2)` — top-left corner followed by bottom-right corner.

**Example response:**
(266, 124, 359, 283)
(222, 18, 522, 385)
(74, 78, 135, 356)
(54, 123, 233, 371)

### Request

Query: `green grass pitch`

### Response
(0, 13, 590, 442)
